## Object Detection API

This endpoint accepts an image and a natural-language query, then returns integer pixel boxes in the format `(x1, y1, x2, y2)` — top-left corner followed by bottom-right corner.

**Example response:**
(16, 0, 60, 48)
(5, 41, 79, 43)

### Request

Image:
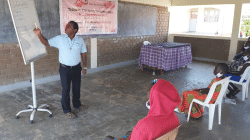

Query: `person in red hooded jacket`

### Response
(105, 79, 181, 140)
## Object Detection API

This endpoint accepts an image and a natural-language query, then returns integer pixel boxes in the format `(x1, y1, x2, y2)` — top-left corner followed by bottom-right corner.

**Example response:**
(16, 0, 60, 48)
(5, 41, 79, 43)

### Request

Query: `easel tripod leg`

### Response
(15, 109, 33, 119)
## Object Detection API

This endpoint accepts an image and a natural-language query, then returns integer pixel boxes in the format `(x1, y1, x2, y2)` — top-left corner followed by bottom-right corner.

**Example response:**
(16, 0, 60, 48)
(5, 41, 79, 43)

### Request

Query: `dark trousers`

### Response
(227, 82, 239, 96)
(59, 63, 82, 113)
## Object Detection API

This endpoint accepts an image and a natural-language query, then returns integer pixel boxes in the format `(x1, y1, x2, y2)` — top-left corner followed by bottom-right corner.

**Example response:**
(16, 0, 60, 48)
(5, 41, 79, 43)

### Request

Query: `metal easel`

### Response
(14, 62, 52, 124)
(7, 0, 52, 124)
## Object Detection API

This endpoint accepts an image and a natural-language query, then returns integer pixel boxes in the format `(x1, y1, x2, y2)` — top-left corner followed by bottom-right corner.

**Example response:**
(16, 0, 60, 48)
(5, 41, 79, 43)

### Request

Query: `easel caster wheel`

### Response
(27, 106, 31, 109)
(46, 107, 49, 109)
(29, 120, 33, 124)
(14, 116, 19, 119)
(49, 114, 52, 118)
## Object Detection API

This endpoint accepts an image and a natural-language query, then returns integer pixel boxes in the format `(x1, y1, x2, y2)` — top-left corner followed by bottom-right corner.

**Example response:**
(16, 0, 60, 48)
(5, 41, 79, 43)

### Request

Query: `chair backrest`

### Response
(156, 125, 180, 140)
(203, 77, 231, 105)
(239, 66, 250, 83)
(143, 41, 151, 45)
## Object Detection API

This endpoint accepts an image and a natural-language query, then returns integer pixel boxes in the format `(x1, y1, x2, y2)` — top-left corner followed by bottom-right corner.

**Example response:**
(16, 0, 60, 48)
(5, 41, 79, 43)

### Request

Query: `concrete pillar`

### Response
(91, 38, 97, 68)
(228, 3, 243, 61)
(168, 34, 174, 42)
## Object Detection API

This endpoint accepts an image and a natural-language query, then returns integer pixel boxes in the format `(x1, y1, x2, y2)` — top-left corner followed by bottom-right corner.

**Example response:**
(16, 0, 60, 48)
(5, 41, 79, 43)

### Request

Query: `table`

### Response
(139, 42, 192, 74)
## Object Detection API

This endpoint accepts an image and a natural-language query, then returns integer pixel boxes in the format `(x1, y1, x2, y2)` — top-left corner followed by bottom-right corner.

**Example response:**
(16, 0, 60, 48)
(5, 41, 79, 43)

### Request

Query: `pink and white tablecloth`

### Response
(139, 42, 192, 71)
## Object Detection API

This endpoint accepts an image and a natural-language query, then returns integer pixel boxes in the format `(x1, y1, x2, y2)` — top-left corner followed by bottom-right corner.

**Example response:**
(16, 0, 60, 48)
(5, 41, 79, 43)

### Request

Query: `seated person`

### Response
(174, 63, 229, 119)
(105, 79, 181, 140)
(230, 37, 250, 71)
(225, 49, 250, 99)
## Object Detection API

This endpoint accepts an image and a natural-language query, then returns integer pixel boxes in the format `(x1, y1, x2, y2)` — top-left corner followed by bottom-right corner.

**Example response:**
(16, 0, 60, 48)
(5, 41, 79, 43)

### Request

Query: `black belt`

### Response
(60, 63, 80, 69)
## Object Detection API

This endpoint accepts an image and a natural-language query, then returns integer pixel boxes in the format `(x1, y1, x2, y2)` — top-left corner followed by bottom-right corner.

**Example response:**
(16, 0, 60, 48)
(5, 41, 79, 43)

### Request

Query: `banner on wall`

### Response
(60, 0, 117, 35)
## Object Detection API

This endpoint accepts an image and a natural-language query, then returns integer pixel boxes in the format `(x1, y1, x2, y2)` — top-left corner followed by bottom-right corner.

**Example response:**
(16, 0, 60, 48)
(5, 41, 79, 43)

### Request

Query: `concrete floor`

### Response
(0, 60, 250, 140)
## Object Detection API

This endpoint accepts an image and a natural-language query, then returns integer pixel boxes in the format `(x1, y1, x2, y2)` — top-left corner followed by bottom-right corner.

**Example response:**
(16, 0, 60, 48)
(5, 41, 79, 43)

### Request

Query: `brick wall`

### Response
(0, 5, 169, 85)
(0, 39, 91, 85)
(98, 6, 169, 66)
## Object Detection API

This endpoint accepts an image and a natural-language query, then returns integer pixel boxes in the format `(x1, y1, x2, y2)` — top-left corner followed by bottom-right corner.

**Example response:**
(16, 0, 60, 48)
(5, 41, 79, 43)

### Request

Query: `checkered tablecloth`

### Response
(139, 42, 192, 71)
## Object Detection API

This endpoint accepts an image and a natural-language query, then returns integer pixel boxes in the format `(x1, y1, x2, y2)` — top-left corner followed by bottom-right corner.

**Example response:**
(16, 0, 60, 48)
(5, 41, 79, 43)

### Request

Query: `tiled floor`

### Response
(0, 60, 249, 140)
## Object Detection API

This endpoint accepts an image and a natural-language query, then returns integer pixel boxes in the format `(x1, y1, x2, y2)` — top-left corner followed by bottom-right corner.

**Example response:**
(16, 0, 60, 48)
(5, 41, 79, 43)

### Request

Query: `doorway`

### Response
(189, 9, 198, 32)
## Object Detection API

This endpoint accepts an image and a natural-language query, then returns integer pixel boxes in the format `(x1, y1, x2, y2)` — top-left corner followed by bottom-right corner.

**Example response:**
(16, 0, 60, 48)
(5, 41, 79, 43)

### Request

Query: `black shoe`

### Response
(226, 93, 236, 99)
(232, 89, 240, 96)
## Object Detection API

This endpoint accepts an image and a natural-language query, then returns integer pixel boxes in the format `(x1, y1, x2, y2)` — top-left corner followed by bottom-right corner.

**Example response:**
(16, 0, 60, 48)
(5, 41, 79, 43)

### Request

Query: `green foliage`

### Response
(241, 19, 250, 37)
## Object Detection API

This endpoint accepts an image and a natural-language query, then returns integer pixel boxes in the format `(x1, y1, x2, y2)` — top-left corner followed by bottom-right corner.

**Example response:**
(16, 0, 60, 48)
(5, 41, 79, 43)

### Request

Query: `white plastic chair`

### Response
(229, 66, 250, 101)
(187, 77, 231, 130)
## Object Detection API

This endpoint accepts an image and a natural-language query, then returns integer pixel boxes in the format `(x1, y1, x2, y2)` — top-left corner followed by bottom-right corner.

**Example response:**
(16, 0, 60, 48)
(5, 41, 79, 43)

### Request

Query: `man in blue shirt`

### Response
(33, 21, 87, 119)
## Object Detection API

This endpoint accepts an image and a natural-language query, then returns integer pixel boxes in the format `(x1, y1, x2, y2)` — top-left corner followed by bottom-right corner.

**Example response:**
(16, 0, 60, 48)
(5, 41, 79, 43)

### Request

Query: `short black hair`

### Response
(214, 63, 229, 78)
(69, 21, 79, 33)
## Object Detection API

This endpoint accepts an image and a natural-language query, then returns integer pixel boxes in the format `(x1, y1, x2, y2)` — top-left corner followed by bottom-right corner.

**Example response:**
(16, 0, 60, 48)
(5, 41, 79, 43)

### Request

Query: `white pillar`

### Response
(91, 38, 97, 68)
(168, 34, 174, 42)
(228, 3, 243, 61)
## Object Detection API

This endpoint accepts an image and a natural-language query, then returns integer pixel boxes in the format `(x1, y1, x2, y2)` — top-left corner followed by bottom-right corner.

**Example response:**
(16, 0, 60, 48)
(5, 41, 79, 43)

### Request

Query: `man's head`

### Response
(245, 41, 250, 48)
(65, 21, 79, 36)
(213, 63, 229, 78)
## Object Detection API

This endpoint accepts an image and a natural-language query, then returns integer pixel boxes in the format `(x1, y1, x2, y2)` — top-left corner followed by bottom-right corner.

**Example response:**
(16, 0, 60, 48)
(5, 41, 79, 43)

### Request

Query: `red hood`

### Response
(148, 79, 181, 117)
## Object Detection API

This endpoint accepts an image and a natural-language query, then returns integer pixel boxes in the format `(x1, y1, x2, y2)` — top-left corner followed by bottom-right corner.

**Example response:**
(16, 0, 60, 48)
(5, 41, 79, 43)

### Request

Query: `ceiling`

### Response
(120, 0, 171, 7)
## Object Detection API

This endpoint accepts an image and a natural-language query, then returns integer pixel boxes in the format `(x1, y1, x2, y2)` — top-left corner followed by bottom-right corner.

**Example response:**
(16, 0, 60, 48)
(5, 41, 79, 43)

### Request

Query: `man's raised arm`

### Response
(33, 28, 50, 47)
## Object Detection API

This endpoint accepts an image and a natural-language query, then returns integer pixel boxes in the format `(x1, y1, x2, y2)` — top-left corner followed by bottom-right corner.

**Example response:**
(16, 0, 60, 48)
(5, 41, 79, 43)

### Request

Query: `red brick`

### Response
(0, 54, 7, 60)
(18, 72, 30, 78)
(1, 79, 14, 85)
(7, 63, 18, 69)
(4, 43, 18, 49)
(0, 49, 10, 55)
(0, 44, 3, 49)
(10, 49, 21, 54)
(11, 68, 23, 74)
(23, 75, 32, 81)
(9, 73, 19, 79)
(36, 69, 43, 75)
(35, 74, 44, 79)
(10, 58, 23, 64)
(16, 53, 23, 58)
(0, 75, 8, 82)
(0, 64, 7, 70)
(14, 77, 24, 83)
(17, 62, 26, 68)
(22, 65, 31, 71)
(1, 69, 12, 75)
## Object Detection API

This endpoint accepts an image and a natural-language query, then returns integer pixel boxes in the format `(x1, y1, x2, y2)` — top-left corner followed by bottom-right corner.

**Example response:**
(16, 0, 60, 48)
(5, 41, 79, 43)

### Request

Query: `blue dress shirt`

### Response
(48, 34, 87, 66)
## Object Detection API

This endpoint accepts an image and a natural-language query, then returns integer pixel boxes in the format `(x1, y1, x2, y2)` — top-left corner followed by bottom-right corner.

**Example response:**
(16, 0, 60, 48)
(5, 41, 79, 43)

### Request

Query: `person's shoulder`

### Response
(52, 34, 66, 39)
(133, 117, 150, 128)
(75, 36, 86, 45)
(211, 78, 217, 81)
(211, 77, 220, 83)
(60, 34, 67, 38)
(75, 35, 84, 40)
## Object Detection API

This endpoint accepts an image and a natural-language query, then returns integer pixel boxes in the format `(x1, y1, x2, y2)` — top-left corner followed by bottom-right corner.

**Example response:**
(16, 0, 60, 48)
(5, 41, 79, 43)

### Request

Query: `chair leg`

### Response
(218, 104, 221, 125)
(242, 84, 246, 102)
(187, 101, 194, 122)
(246, 83, 249, 99)
(208, 104, 215, 130)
